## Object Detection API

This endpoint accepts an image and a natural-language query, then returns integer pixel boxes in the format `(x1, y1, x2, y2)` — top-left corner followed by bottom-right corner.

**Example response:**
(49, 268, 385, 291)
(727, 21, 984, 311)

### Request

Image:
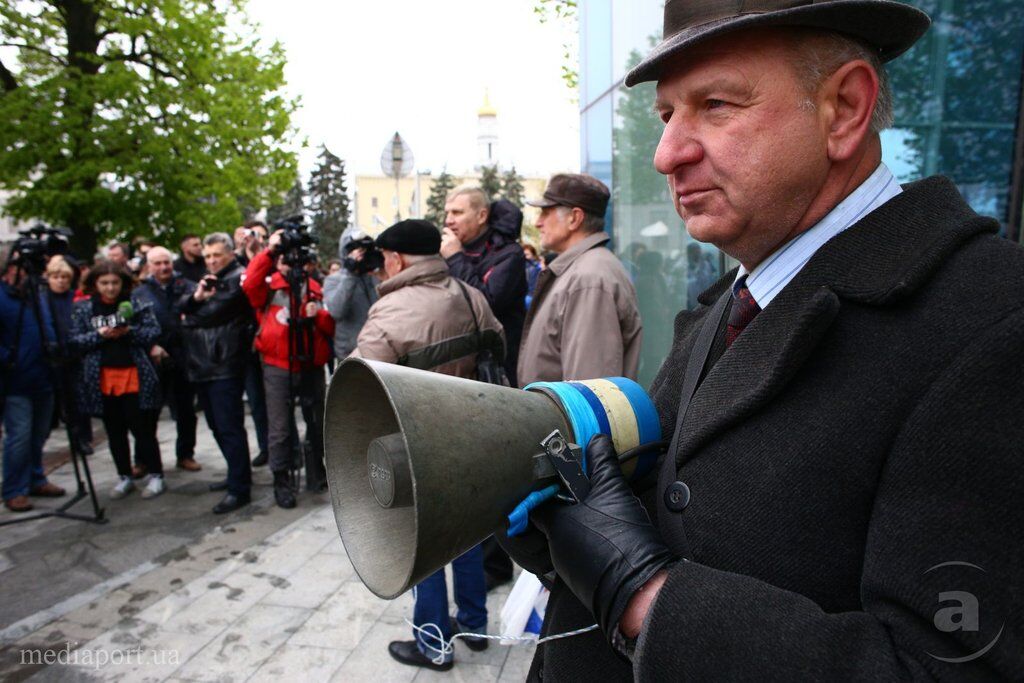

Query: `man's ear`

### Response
(570, 207, 586, 232)
(819, 60, 878, 162)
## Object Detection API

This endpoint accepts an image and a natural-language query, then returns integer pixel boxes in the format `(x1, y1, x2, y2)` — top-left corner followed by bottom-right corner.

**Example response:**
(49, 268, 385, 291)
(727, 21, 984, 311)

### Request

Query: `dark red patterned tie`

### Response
(726, 280, 761, 348)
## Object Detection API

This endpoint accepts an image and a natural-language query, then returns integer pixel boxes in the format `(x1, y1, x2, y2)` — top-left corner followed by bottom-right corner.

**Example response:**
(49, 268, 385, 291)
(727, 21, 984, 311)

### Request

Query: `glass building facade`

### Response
(580, 0, 1024, 387)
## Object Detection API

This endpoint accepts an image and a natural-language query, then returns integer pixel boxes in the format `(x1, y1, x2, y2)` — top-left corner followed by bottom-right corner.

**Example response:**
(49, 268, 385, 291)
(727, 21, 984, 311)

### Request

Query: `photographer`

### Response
(134, 247, 201, 473)
(0, 244, 65, 513)
(69, 260, 164, 500)
(179, 233, 252, 514)
(242, 228, 335, 508)
(44, 255, 94, 455)
(232, 221, 268, 268)
(322, 229, 379, 360)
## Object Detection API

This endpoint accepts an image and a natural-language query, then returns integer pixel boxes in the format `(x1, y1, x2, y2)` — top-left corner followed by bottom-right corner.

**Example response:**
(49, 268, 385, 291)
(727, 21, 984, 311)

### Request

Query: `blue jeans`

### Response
(2, 392, 55, 499)
(412, 544, 487, 661)
(196, 377, 251, 496)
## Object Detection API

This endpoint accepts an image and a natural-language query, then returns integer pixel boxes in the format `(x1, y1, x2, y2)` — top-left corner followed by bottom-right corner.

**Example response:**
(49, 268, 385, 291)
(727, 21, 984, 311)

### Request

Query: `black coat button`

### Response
(664, 481, 691, 512)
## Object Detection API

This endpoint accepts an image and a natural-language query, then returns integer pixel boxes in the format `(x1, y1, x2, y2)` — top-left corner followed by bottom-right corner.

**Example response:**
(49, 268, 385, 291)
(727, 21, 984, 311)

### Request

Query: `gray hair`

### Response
(203, 232, 234, 251)
(557, 206, 605, 234)
(787, 29, 893, 133)
(446, 184, 490, 211)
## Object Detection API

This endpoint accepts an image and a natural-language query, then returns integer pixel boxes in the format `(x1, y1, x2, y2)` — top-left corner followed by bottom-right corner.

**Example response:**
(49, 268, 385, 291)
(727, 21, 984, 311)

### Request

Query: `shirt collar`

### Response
(734, 163, 903, 307)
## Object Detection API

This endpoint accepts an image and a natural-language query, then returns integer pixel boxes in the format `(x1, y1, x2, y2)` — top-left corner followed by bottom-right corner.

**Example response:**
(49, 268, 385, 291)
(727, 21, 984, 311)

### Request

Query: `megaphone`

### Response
(324, 358, 661, 599)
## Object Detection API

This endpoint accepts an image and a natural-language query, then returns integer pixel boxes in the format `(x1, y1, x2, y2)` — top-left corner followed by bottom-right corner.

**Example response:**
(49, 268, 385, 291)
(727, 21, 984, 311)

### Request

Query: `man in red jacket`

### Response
(242, 230, 335, 508)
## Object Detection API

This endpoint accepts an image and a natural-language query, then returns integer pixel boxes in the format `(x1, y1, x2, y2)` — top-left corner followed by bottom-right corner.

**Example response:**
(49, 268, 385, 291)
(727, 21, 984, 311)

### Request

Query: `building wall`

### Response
(580, 0, 1024, 388)
(353, 174, 548, 235)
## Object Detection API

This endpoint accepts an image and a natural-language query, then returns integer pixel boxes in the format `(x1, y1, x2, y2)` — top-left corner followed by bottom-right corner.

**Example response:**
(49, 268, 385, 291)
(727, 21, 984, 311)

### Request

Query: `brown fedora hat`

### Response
(625, 0, 931, 87)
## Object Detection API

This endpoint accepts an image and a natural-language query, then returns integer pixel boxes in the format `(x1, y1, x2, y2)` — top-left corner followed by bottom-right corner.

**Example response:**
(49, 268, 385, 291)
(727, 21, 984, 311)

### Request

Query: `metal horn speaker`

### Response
(324, 358, 570, 599)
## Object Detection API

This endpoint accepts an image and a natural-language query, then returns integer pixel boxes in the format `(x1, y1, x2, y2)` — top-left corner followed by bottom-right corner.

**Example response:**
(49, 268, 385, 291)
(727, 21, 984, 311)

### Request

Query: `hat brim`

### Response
(526, 198, 560, 208)
(624, 1, 931, 87)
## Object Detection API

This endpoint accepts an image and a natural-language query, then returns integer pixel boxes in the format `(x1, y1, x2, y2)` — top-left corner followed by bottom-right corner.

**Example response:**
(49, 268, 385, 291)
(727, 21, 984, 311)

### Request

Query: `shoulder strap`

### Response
(454, 279, 482, 340)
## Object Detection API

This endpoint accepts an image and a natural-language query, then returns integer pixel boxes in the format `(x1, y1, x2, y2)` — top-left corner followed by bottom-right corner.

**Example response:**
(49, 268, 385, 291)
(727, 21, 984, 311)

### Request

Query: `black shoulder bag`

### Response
(454, 280, 510, 387)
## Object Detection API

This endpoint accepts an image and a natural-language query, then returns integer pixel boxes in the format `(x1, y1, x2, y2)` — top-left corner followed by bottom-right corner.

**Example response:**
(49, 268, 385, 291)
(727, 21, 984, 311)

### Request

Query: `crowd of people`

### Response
(2, 220, 374, 515)
(0, 178, 615, 524)
(0, 174, 644, 671)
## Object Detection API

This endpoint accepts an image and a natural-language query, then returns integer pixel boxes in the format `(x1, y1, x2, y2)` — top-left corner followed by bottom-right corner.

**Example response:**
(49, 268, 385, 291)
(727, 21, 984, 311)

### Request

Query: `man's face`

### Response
(147, 250, 174, 284)
(182, 237, 202, 259)
(653, 30, 830, 267)
(108, 246, 128, 265)
(275, 255, 290, 276)
(203, 243, 233, 274)
(233, 227, 247, 247)
(536, 206, 576, 253)
(444, 195, 488, 244)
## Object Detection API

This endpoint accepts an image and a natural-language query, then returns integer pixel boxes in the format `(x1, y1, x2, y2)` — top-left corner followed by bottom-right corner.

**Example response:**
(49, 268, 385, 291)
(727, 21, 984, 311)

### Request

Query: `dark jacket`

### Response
(178, 259, 251, 383)
(173, 254, 207, 283)
(530, 177, 1024, 681)
(134, 274, 195, 356)
(323, 229, 379, 358)
(68, 294, 162, 416)
(0, 281, 56, 396)
(446, 211, 527, 385)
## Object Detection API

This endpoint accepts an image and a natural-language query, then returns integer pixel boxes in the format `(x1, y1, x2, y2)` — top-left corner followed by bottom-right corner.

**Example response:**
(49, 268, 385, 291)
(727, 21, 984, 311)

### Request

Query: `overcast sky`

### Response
(246, 0, 581, 180)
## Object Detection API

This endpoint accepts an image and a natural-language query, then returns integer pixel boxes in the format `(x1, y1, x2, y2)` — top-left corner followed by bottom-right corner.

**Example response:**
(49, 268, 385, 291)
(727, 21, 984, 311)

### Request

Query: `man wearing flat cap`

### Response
(518, 173, 642, 387)
(500, 1, 1024, 680)
(350, 219, 505, 671)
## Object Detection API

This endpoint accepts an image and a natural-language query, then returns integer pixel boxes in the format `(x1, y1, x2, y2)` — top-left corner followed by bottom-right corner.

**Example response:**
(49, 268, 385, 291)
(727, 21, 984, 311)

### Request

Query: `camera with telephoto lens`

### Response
(343, 232, 384, 275)
(272, 215, 318, 268)
(8, 224, 71, 274)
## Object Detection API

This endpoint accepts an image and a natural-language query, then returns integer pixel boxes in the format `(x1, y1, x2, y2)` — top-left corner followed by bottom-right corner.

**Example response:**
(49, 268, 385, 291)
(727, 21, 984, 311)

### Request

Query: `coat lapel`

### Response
(675, 280, 840, 463)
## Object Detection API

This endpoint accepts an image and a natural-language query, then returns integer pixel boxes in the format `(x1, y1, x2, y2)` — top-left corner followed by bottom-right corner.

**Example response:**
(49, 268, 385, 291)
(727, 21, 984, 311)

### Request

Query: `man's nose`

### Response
(654, 119, 703, 175)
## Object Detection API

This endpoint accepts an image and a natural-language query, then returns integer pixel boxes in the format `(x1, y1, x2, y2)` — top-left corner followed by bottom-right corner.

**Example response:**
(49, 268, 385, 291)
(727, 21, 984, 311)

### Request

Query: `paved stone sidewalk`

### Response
(18, 505, 534, 682)
(0, 414, 536, 681)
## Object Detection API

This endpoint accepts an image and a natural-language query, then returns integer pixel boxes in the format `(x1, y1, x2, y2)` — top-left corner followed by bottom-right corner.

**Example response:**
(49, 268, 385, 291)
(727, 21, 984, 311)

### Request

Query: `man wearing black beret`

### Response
(350, 218, 506, 671)
(500, 0, 1024, 680)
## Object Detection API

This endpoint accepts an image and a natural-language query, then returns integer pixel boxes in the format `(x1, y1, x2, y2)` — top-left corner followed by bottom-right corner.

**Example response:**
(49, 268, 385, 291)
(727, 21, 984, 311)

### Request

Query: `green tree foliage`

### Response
(501, 166, 526, 207)
(534, 0, 578, 91)
(479, 164, 502, 201)
(307, 145, 350, 262)
(424, 167, 456, 229)
(0, 0, 299, 258)
(266, 178, 305, 227)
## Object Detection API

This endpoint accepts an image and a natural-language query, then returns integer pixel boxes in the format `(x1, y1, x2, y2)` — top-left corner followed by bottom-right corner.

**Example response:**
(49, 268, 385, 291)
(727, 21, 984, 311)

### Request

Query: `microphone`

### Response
(117, 300, 134, 326)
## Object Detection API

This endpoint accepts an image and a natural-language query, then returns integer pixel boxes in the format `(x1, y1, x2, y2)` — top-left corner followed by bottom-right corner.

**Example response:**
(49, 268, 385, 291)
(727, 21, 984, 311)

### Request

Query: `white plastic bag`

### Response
(500, 571, 549, 643)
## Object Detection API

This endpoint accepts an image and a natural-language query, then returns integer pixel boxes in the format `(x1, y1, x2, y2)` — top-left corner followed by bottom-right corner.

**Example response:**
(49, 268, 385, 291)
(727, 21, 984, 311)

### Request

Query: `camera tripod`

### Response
(0, 265, 106, 528)
(282, 264, 327, 494)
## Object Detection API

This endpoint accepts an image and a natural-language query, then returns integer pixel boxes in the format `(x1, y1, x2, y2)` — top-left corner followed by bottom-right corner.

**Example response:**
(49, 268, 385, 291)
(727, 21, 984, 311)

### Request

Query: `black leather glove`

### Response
(532, 433, 675, 638)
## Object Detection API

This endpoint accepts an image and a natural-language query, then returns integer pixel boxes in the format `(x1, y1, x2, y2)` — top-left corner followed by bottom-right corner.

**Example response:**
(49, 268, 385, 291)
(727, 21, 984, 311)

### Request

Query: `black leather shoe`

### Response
(387, 640, 452, 671)
(273, 471, 296, 509)
(450, 617, 488, 652)
(212, 492, 250, 514)
(252, 451, 268, 467)
(208, 479, 228, 492)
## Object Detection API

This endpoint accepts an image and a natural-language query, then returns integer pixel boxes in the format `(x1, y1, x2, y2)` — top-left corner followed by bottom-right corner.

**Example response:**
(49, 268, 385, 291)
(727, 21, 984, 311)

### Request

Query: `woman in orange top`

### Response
(69, 260, 164, 499)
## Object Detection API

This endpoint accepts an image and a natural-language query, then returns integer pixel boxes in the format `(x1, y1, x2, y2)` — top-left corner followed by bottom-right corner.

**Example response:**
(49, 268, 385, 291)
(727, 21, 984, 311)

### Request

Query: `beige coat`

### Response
(351, 256, 504, 379)
(517, 232, 642, 386)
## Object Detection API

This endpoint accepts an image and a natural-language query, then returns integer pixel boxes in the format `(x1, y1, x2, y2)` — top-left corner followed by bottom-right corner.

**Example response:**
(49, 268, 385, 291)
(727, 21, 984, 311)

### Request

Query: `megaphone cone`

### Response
(324, 358, 570, 599)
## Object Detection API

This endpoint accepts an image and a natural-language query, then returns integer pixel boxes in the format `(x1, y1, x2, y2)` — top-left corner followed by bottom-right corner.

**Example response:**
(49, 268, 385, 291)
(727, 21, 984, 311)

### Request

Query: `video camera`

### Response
(343, 232, 384, 275)
(272, 215, 318, 268)
(9, 224, 71, 274)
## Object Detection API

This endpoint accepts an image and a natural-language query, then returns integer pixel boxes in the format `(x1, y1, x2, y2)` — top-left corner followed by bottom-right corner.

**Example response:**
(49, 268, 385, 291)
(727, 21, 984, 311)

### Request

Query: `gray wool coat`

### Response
(526, 177, 1024, 681)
